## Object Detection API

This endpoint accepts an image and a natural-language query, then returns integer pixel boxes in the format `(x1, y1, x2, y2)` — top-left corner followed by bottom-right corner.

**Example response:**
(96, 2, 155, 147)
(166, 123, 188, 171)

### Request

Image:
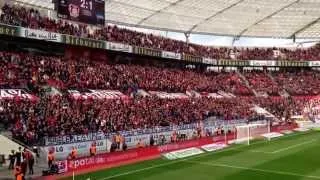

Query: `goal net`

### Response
(235, 123, 270, 145)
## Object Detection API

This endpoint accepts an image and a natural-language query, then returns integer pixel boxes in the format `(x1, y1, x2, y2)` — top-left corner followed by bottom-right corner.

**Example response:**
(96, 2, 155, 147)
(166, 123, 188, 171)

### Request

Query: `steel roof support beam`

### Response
(237, 0, 300, 38)
(137, 0, 186, 25)
(187, 0, 245, 34)
(289, 17, 320, 38)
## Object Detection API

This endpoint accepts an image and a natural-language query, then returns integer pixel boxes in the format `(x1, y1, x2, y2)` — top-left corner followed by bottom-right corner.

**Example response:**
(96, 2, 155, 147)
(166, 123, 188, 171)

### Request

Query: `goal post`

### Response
(235, 121, 271, 145)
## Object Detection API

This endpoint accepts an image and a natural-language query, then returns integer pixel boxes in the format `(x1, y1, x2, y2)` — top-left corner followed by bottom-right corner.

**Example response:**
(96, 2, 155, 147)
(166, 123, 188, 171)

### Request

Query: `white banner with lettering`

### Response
(161, 51, 181, 60)
(19, 28, 62, 42)
(68, 89, 129, 100)
(249, 60, 276, 67)
(42, 139, 109, 160)
(148, 91, 189, 99)
(202, 58, 217, 65)
(309, 61, 320, 67)
(0, 89, 38, 101)
(106, 42, 133, 53)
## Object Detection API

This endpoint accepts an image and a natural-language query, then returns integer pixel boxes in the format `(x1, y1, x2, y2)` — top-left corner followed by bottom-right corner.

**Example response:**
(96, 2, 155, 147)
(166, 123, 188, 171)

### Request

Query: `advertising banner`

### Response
(309, 61, 320, 67)
(182, 54, 202, 63)
(57, 147, 159, 173)
(0, 24, 18, 36)
(202, 57, 217, 65)
(276, 61, 309, 67)
(43, 139, 108, 160)
(106, 42, 133, 53)
(162, 147, 204, 160)
(249, 60, 276, 67)
(161, 51, 181, 60)
(19, 28, 62, 42)
(201, 143, 228, 152)
(133, 46, 162, 57)
(63, 35, 105, 49)
(218, 60, 250, 66)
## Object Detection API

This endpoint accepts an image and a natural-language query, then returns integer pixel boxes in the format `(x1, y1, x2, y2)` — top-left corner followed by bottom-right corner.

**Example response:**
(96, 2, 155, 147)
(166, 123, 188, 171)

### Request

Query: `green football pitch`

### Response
(64, 130, 320, 180)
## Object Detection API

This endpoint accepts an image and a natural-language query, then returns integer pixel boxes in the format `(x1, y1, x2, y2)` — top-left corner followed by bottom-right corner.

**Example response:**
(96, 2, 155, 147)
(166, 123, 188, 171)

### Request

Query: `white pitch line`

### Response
(97, 132, 314, 180)
(186, 160, 320, 179)
(270, 139, 317, 154)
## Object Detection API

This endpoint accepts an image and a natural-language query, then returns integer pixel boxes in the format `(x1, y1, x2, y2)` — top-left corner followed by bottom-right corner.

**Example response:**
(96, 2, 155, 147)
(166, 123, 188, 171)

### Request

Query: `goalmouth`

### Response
(235, 122, 271, 145)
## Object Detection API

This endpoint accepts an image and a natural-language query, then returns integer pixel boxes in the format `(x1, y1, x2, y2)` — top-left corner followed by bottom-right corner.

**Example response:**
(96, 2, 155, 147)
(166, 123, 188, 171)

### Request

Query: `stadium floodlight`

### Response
(235, 121, 271, 145)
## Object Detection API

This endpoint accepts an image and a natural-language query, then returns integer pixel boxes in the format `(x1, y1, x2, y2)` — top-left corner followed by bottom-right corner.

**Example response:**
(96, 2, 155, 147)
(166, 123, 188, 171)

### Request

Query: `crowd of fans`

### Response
(1, 4, 320, 61)
(0, 52, 253, 95)
(243, 71, 281, 96)
(0, 50, 318, 146)
(4, 95, 258, 145)
(2, 51, 320, 97)
(1, 4, 320, 146)
(272, 70, 320, 96)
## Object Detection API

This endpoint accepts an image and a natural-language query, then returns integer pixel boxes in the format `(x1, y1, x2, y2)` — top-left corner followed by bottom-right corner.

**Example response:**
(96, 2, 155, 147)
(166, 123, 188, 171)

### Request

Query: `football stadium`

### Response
(0, 0, 320, 180)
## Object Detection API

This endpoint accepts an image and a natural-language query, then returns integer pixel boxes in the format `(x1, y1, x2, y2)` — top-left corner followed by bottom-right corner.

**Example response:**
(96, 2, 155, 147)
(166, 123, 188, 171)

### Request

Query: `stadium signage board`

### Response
(276, 61, 309, 67)
(57, 146, 160, 173)
(57, 0, 105, 25)
(43, 139, 107, 159)
(218, 59, 250, 66)
(1, 23, 320, 68)
(162, 147, 204, 159)
(0, 24, 18, 36)
(133, 46, 162, 57)
(202, 57, 217, 65)
(309, 61, 320, 67)
(249, 60, 276, 67)
(63, 35, 105, 49)
(182, 54, 202, 63)
(161, 51, 181, 60)
(106, 42, 132, 53)
(261, 132, 283, 139)
(45, 132, 107, 146)
(19, 28, 62, 42)
(201, 143, 228, 152)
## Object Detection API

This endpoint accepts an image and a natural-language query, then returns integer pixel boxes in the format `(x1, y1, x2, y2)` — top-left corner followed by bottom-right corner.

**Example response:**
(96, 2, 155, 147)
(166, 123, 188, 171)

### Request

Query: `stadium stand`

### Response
(0, 50, 318, 146)
(1, 4, 320, 61)
(1, 2, 320, 180)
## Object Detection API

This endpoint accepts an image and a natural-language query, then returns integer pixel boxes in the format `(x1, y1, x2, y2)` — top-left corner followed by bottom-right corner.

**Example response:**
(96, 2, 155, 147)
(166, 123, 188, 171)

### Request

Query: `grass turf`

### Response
(63, 131, 320, 180)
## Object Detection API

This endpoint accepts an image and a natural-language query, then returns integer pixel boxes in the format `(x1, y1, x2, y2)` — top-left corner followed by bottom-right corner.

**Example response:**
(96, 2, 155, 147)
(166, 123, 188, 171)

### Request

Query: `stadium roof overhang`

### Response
(11, 0, 320, 38)
(106, 0, 320, 39)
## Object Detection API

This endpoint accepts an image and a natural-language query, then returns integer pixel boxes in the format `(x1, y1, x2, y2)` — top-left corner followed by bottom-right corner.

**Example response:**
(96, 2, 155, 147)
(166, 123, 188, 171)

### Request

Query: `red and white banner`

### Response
(148, 91, 189, 99)
(0, 89, 38, 101)
(68, 89, 129, 100)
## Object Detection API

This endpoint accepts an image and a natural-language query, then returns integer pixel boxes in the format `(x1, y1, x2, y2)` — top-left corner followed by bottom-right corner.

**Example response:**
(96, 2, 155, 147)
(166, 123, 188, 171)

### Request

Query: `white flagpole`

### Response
(72, 160, 75, 180)
(224, 121, 227, 144)
(247, 125, 250, 146)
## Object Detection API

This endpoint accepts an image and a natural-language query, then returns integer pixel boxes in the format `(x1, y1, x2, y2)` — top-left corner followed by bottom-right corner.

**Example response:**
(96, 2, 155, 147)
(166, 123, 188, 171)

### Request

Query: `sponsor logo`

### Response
(162, 147, 204, 160)
(249, 60, 276, 67)
(161, 51, 181, 60)
(0, 24, 17, 36)
(261, 132, 284, 139)
(201, 143, 228, 152)
(309, 61, 320, 67)
(64, 35, 105, 49)
(107, 42, 132, 53)
(21, 28, 61, 42)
